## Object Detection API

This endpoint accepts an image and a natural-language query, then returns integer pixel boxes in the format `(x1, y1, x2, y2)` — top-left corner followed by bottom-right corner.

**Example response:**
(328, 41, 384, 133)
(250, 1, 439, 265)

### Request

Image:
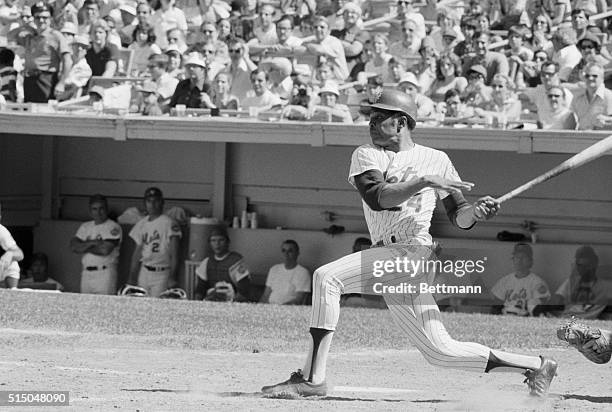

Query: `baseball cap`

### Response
(165, 44, 182, 56)
(144, 187, 163, 199)
(468, 64, 487, 78)
(209, 225, 229, 240)
(73, 34, 90, 47)
(183, 52, 207, 68)
(89, 193, 108, 205)
(398, 72, 421, 90)
(512, 243, 533, 258)
(31, 2, 52, 16)
(339, 2, 362, 16)
(369, 89, 417, 130)
(60, 22, 77, 35)
(119, 3, 137, 16)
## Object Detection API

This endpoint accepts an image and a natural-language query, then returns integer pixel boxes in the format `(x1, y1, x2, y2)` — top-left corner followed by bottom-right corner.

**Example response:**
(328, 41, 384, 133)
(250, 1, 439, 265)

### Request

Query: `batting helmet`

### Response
(369, 90, 417, 130)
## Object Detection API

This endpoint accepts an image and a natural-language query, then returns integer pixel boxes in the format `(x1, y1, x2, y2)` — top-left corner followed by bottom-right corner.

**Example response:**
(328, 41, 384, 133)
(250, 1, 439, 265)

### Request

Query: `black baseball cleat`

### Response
(523, 356, 558, 397)
(261, 370, 328, 397)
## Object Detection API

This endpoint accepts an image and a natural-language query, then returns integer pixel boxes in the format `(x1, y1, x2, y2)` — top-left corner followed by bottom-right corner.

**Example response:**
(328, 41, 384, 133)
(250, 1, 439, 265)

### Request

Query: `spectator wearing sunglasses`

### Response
(566, 33, 609, 83)
(570, 62, 612, 130)
(520, 60, 573, 127)
(226, 38, 256, 101)
(538, 85, 577, 129)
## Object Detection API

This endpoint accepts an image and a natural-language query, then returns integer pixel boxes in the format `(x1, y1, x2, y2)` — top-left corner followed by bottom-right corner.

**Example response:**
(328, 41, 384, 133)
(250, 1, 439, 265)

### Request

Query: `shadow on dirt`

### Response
(562, 394, 612, 404)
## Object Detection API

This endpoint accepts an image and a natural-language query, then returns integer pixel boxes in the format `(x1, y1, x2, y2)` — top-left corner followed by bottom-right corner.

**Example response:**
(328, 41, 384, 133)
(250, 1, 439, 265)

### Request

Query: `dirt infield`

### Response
(1, 328, 611, 412)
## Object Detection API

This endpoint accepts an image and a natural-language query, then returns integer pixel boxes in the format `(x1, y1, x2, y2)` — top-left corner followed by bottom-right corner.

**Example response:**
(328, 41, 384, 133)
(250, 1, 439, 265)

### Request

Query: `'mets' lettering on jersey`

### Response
(129, 215, 182, 266)
(348, 144, 460, 245)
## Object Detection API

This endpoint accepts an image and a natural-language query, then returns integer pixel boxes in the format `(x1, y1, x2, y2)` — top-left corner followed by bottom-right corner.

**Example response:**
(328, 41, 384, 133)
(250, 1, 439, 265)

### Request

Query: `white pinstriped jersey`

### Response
(129, 215, 182, 267)
(348, 144, 460, 245)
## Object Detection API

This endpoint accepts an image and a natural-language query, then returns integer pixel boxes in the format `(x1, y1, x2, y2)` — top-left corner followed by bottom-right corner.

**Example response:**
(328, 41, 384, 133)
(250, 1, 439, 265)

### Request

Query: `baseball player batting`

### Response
(262, 90, 558, 397)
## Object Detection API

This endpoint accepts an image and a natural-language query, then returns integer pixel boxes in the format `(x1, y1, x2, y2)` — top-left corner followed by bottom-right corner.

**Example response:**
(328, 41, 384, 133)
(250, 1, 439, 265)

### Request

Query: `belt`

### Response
(25, 69, 56, 77)
(85, 265, 107, 271)
(144, 265, 169, 272)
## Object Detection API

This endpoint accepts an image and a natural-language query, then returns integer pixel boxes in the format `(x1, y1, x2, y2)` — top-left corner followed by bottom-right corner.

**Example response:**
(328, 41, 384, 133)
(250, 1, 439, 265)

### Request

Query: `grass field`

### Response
(1, 290, 611, 411)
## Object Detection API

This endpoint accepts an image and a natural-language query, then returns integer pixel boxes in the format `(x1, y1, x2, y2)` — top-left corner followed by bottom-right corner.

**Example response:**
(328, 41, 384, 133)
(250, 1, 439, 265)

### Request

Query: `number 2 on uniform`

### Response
(406, 194, 422, 212)
(152, 243, 160, 253)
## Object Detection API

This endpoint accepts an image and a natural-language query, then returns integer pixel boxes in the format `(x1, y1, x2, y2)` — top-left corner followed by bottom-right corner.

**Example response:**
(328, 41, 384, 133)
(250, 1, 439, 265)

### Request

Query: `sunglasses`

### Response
(468, 73, 483, 79)
(547, 93, 562, 98)
(584, 74, 599, 79)
(229, 48, 242, 53)
(201, 29, 214, 33)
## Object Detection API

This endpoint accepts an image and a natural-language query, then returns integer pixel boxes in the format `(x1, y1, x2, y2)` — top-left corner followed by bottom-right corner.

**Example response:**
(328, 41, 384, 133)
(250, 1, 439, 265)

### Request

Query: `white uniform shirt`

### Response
(266, 263, 311, 305)
(129, 215, 182, 267)
(491, 272, 550, 315)
(348, 144, 460, 245)
(0, 224, 20, 281)
(75, 219, 122, 268)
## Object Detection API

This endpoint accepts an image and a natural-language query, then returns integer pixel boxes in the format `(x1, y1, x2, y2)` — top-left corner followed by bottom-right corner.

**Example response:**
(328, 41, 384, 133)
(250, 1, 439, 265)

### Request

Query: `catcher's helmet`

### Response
(369, 90, 417, 130)
(117, 284, 148, 297)
(159, 288, 187, 300)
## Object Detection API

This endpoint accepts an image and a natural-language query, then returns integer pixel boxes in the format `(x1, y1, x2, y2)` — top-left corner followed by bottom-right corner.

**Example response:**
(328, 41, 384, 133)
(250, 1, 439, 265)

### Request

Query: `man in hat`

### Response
(260, 57, 293, 101)
(59, 21, 77, 45)
(311, 80, 352, 123)
(9, 2, 72, 102)
(490, 243, 550, 316)
(398, 72, 435, 117)
(262, 89, 558, 398)
(136, 80, 163, 115)
(87, 85, 104, 105)
(566, 32, 609, 83)
(194, 226, 251, 301)
(128, 187, 182, 297)
(169, 52, 213, 108)
(57, 33, 91, 101)
(165, 44, 184, 80)
(71, 194, 122, 295)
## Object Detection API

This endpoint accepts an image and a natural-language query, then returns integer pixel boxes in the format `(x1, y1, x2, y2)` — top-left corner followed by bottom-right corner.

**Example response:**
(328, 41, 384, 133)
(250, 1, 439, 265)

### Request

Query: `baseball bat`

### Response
(496, 135, 612, 203)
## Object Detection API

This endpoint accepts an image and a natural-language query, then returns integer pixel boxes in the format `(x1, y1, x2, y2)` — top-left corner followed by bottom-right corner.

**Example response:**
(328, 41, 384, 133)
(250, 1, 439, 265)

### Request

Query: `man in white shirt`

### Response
(491, 243, 550, 316)
(241, 68, 282, 115)
(70, 194, 122, 294)
(260, 240, 311, 305)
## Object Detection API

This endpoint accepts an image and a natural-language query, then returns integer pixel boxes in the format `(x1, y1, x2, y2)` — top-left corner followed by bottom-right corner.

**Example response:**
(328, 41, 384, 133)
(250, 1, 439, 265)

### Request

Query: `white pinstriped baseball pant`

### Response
(310, 244, 490, 372)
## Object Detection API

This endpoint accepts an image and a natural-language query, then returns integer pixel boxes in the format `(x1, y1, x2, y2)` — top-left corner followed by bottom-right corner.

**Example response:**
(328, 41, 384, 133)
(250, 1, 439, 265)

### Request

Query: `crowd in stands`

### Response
(1, 0, 612, 128)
